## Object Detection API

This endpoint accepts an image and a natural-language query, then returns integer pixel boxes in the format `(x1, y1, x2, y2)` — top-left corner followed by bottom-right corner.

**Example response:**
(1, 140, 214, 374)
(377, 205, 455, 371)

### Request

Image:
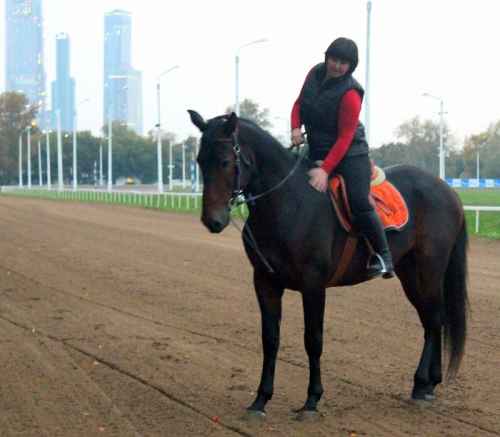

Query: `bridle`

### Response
(223, 132, 306, 208)
(210, 131, 306, 274)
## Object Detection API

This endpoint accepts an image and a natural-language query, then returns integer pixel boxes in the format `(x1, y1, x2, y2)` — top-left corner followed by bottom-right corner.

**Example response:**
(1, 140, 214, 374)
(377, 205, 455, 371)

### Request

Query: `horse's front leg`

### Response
(247, 270, 284, 416)
(298, 287, 326, 414)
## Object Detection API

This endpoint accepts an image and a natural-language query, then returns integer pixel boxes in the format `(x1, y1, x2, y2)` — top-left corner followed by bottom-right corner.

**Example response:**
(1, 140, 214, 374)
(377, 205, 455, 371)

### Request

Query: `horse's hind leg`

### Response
(396, 251, 444, 400)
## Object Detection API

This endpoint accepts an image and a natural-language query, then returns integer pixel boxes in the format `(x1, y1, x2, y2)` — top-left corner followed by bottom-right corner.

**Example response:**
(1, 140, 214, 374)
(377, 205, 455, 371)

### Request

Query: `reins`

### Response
(225, 132, 307, 274)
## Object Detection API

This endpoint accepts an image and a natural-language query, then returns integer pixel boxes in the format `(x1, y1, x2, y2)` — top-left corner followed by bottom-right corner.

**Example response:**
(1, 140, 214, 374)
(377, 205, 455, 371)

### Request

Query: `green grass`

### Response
(0, 189, 203, 214)
(455, 189, 500, 239)
(2, 187, 500, 239)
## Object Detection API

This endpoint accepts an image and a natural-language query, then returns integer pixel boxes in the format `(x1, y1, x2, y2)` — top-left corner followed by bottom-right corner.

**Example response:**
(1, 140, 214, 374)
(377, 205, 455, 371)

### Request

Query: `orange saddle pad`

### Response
(329, 166, 409, 232)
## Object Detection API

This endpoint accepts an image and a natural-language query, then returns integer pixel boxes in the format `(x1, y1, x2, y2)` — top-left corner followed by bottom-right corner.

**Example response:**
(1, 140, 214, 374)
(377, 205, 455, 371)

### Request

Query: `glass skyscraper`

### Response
(103, 10, 143, 134)
(51, 33, 75, 132)
(5, 0, 46, 125)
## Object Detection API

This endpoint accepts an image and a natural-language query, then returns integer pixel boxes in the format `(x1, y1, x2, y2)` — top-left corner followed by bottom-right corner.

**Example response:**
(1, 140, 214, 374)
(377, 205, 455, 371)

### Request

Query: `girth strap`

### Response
(328, 234, 358, 286)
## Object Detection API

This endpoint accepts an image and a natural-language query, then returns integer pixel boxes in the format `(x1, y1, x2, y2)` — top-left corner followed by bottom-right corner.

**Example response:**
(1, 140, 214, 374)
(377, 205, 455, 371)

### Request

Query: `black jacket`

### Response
(299, 63, 368, 161)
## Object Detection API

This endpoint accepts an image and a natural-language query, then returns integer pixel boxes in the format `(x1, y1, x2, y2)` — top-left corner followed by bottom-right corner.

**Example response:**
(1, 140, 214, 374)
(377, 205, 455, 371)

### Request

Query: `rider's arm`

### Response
(321, 89, 362, 175)
(290, 67, 315, 129)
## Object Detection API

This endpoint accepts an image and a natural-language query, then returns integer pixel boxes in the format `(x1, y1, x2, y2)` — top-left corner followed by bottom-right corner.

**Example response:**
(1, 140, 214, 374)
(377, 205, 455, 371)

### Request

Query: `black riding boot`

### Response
(354, 210, 395, 279)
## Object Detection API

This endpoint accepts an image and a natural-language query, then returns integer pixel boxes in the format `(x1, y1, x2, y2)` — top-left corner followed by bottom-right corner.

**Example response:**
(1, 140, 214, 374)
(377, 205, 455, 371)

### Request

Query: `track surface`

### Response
(0, 196, 499, 436)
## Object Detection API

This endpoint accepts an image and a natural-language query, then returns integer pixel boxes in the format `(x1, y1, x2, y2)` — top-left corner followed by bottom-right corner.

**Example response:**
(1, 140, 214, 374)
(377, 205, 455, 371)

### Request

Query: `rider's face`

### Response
(326, 56, 350, 78)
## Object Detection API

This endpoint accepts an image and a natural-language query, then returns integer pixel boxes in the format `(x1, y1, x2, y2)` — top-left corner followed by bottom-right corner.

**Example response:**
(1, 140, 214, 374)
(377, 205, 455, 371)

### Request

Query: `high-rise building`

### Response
(5, 0, 46, 126)
(51, 33, 75, 132)
(103, 10, 143, 134)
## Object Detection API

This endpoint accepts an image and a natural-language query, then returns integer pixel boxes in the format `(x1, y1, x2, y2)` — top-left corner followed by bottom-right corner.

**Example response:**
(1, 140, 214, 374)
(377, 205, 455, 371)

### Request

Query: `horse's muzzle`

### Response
(202, 210, 230, 234)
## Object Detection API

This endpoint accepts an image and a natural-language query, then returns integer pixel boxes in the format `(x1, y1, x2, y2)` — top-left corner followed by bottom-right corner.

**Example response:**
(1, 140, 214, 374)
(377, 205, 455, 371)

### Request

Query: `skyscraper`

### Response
(103, 10, 143, 134)
(51, 33, 75, 132)
(5, 0, 46, 125)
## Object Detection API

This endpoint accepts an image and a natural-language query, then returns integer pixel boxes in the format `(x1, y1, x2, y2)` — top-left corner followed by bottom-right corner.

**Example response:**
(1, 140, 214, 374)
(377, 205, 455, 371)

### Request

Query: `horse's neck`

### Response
(243, 128, 309, 225)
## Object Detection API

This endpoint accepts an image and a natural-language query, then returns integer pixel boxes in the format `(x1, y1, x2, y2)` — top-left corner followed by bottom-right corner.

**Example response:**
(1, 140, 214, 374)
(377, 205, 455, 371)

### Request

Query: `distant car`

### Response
(126, 177, 135, 185)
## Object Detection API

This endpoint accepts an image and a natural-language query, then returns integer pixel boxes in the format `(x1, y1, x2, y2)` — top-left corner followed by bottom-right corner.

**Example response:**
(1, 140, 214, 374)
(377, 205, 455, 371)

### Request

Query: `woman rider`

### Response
(290, 37, 394, 279)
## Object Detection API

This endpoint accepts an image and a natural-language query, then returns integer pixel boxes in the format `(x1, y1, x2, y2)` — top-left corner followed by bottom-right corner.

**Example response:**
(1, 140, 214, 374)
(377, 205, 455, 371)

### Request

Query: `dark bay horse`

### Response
(188, 110, 469, 418)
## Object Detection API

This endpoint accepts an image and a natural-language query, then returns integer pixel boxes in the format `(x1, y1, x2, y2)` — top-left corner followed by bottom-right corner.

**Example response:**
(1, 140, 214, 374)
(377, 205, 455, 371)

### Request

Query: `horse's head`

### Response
(188, 110, 253, 233)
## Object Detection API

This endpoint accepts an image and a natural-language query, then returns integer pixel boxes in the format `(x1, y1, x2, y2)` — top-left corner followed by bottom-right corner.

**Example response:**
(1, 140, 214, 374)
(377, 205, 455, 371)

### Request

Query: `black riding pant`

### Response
(333, 154, 373, 217)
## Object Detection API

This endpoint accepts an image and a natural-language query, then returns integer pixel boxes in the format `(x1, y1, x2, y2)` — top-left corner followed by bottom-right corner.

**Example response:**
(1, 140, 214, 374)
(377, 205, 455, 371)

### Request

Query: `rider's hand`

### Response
(308, 167, 329, 192)
(291, 128, 304, 147)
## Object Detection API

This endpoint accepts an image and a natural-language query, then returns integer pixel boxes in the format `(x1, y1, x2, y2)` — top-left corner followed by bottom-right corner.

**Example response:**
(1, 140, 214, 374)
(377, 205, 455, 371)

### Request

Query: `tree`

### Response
(373, 116, 458, 177)
(463, 122, 500, 178)
(0, 92, 39, 184)
(226, 98, 273, 129)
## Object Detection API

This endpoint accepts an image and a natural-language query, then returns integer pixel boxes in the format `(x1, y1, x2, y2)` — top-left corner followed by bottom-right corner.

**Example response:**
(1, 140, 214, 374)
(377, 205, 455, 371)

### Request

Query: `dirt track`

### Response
(0, 196, 499, 437)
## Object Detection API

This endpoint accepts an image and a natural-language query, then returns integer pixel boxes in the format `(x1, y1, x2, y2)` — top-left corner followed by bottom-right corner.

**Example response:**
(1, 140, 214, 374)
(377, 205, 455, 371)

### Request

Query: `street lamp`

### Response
(107, 106, 112, 192)
(72, 98, 90, 191)
(18, 134, 23, 187)
(44, 130, 52, 189)
(56, 109, 63, 190)
(37, 138, 42, 186)
(27, 125, 32, 189)
(106, 80, 128, 192)
(156, 65, 180, 193)
(235, 38, 269, 116)
(422, 92, 445, 180)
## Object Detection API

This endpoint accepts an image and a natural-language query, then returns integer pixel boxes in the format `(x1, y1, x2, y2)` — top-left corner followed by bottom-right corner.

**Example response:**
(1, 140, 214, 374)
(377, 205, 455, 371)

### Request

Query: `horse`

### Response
(188, 110, 469, 419)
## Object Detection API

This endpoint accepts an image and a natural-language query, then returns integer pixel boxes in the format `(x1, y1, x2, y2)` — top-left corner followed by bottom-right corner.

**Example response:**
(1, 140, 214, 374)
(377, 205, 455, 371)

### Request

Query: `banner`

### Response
(446, 179, 500, 188)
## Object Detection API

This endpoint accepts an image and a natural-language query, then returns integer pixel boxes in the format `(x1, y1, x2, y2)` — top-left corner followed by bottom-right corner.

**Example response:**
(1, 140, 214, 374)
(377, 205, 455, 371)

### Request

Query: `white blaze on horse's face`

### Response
(188, 110, 239, 233)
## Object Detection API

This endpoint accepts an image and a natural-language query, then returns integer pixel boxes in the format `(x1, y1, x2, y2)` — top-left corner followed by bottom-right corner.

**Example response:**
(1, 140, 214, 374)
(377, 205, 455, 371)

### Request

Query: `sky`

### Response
(1, 0, 500, 149)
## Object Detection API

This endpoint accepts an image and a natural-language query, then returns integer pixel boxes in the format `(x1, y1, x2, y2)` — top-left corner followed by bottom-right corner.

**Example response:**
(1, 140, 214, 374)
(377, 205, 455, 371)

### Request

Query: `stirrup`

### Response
(367, 253, 394, 279)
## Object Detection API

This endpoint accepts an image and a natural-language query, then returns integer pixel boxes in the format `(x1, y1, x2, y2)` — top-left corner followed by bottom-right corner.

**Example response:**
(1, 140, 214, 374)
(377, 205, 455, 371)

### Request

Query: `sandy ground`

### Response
(0, 196, 499, 437)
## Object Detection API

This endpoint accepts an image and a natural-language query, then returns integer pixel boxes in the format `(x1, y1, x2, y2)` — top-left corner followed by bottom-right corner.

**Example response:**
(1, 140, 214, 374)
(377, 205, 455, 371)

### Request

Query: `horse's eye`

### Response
(221, 159, 231, 169)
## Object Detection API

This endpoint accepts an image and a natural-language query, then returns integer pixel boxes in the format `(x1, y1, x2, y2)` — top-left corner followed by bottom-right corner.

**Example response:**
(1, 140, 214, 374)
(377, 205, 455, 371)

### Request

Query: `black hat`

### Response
(325, 37, 359, 74)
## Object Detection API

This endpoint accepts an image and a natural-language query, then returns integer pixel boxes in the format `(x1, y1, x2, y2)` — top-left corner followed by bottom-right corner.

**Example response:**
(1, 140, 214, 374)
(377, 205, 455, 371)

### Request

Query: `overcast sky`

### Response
(1, 0, 500, 148)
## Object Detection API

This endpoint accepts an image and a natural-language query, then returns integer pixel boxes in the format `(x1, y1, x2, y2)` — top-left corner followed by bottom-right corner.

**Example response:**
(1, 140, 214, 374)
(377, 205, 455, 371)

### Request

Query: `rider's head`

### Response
(324, 37, 358, 78)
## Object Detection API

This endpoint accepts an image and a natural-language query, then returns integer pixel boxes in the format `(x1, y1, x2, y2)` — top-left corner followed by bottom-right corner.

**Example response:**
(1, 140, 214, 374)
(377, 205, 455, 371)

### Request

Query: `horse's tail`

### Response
(443, 218, 469, 379)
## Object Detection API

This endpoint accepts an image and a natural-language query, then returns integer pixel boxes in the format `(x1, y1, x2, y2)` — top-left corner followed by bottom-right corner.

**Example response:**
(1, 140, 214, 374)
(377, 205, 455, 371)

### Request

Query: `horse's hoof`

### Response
(410, 393, 436, 406)
(243, 409, 266, 422)
(295, 409, 320, 422)
(411, 390, 436, 402)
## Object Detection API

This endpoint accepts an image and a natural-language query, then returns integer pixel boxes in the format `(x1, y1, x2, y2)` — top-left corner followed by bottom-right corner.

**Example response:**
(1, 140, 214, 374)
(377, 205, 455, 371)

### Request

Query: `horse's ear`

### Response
(223, 112, 238, 136)
(188, 110, 208, 132)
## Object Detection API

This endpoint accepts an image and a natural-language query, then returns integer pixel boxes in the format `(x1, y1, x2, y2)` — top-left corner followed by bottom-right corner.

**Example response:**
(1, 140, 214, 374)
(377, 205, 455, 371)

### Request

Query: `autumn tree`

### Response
(0, 92, 39, 184)
(226, 98, 272, 129)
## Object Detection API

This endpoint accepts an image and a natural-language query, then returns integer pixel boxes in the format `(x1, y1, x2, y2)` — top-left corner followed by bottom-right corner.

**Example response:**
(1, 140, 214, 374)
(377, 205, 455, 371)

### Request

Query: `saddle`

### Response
(328, 165, 409, 233)
(327, 165, 408, 286)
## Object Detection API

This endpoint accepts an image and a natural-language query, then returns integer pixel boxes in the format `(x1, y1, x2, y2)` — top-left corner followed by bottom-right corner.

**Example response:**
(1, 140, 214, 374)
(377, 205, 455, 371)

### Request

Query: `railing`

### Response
(463, 205, 500, 234)
(2, 186, 499, 234)
(0, 186, 203, 212)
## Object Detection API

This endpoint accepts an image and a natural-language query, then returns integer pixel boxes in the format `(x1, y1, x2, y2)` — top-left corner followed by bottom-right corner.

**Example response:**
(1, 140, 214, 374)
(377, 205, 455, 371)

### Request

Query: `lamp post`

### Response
(56, 109, 63, 190)
(235, 38, 268, 116)
(156, 65, 179, 193)
(18, 135, 23, 187)
(422, 93, 445, 180)
(72, 98, 90, 191)
(45, 130, 52, 189)
(27, 126, 32, 189)
(38, 138, 42, 186)
(181, 143, 186, 188)
(99, 142, 103, 187)
(195, 141, 200, 192)
(476, 148, 480, 182)
(107, 107, 112, 192)
(169, 138, 174, 190)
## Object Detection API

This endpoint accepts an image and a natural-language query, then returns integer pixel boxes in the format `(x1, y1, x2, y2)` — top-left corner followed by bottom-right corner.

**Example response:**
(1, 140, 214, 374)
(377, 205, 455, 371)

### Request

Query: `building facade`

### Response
(5, 0, 46, 126)
(103, 10, 143, 134)
(51, 33, 75, 132)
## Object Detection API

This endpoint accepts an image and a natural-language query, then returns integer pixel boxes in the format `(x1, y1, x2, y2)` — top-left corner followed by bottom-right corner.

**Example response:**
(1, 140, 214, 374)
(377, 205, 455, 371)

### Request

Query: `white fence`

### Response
(1, 186, 203, 211)
(1, 186, 499, 234)
(463, 205, 500, 234)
